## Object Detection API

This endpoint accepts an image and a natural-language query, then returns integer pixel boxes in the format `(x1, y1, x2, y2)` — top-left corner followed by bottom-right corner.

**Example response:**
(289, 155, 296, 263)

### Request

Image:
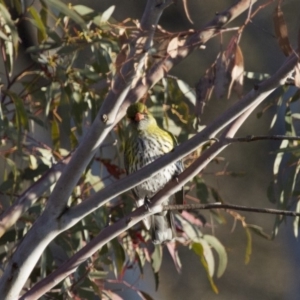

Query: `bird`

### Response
(124, 102, 183, 244)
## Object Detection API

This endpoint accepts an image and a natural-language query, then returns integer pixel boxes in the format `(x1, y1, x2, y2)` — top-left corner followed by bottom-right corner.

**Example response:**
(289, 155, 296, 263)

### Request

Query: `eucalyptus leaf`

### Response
(203, 234, 227, 278)
(45, 0, 87, 30)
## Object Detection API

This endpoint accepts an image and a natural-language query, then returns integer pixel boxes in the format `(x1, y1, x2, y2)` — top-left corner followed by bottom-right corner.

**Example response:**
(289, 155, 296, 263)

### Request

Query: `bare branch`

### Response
(228, 135, 300, 143)
(116, 0, 259, 123)
(2, 1, 296, 298)
(21, 51, 299, 297)
(164, 203, 300, 217)
(0, 1, 171, 298)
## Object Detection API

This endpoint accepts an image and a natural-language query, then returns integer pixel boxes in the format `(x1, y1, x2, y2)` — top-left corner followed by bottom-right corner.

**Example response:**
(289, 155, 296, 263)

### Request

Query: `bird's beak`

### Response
(135, 112, 144, 122)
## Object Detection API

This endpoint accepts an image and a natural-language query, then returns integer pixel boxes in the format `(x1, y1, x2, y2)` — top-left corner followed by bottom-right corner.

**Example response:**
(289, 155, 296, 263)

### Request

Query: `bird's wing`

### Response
(123, 138, 131, 174)
(163, 130, 185, 207)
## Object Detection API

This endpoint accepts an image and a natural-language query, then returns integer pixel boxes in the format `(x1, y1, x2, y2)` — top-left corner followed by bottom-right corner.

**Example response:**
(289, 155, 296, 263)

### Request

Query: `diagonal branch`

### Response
(0, 1, 170, 298)
(62, 53, 298, 227)
(21, 51, 298, 299)
(116, 0, 259, 123)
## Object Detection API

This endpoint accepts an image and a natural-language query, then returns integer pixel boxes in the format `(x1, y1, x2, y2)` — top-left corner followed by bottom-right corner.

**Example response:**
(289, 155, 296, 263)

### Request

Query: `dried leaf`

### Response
(176, 79, 196, 105)
(115, 44, 128, 75)
(294, 63, 300, 88)
(273, 4, 293, 56)
(167, 37, 179, 58)
(181, 210, 204, 227)
(182, 0, 194, 24)
(100, 159, 125, 179)
(227, 45, 244, 98)
(195, 66, 215, 117)
(166, 242, 182, 273)
(214, 51, 228, 99)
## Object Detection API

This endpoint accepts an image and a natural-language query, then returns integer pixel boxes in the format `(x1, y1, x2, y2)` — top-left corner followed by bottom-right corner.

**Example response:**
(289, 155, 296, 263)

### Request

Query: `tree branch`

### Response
(3, 1, 295, 298)
(0, 1, 169, 298)
(163, 203, 300, 217)
(61, 53, 298, 228)
(116, 0, 259, 123)
(228, 135, 300, 143)
(20, 51, 299, 297)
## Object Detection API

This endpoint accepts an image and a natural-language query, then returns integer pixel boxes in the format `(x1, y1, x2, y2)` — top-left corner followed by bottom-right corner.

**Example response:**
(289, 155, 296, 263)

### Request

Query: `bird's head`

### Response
(126, 103, 156, 130)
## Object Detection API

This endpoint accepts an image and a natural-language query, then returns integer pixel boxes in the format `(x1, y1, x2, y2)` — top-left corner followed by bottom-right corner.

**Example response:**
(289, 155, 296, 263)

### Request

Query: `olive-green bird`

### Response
(124, 102, 183, 244)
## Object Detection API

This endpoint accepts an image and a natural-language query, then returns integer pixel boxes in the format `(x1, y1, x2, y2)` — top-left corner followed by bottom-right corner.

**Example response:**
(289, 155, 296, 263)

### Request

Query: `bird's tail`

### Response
(151, 211, 176, 244)
(136, 198, 177, 244)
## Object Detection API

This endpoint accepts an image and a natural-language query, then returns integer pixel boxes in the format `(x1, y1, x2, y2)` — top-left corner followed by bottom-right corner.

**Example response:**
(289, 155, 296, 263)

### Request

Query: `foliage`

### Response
(0, 0, 299, 299)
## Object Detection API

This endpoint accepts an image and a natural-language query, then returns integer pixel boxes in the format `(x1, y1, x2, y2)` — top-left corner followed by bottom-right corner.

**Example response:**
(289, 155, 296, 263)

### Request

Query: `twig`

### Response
(228, 135, 300, 143)
(163, 203, 300, 217)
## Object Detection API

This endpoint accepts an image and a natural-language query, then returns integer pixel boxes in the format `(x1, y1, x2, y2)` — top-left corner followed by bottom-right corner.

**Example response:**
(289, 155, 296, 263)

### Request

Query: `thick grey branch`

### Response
(116, 0, 258, 123)
(63, 53, 298, 226)
(21, 53, 299, 297)
(0, 0, 169, 298)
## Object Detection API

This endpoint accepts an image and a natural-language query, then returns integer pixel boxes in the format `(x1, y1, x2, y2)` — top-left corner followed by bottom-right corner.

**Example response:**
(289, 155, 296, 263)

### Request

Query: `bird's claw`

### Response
(173, 175, 179, 183)
(144, 197, 152, 212)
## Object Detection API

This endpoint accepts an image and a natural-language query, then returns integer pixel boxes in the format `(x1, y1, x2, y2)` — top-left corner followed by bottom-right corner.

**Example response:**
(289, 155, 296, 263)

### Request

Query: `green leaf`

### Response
(197, 238, 215, 277)
(28, 6, 47, 42)
(176, 79, 196, 105)
(246, 224, 272, 240)
(89, 279, 102, 299)
(194, 177, 209, 203)
(244, 227, 252, 264)
(0, 3, 19, 51)
(100, 5, 115, 23)
(291, 113, 300, 120)
(89, 270, 108, 279)
(4, 91, 29, 130)
(44, 0, 87, 30)
(210, 186, 224, 203)
(0, 176, 14, 192)
(153, 271, 159, 291)
(203, 235, 228, 278)
(73, 5, 94, 16)
(26, 43, 59, 53)
(151, 244, 162, 273)
(40, 1, 48, 28)
(177, 214, 202, 240)
(110, 239, 125, 278)
(273, 139, 288, 176)
(192, 242, 218, 294)
(51, 119, 60, 149)
(85, 169, 104, 192)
